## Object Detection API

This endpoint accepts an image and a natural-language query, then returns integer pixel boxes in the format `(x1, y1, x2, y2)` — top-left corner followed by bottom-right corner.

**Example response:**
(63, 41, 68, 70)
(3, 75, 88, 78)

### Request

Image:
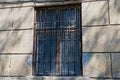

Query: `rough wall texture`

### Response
(0, 0, 120, 80)
(82, 0, 120, 79)
(0, 6, 33, 78)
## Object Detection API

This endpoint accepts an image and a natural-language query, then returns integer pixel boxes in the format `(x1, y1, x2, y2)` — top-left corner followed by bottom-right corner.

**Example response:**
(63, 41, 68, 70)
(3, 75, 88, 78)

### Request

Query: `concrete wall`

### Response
(82, 0, 120, 79)
(0, 0, 120, 80)
(0, 6, 34, 79)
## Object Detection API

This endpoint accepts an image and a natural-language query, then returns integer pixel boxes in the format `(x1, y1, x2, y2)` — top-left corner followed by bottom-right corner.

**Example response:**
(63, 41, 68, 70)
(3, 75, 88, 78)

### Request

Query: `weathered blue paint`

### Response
(26, 55, 32, 66)
(83, 53, 93, 67)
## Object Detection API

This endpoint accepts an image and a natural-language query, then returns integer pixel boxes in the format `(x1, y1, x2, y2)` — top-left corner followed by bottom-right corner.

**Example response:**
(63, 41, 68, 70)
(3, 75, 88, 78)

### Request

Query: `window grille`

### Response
(33, 4, 82, 76)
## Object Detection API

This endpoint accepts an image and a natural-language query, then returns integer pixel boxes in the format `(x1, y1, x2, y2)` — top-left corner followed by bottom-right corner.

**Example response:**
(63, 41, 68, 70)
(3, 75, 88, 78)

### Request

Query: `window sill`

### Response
(28, 76, 89, 80)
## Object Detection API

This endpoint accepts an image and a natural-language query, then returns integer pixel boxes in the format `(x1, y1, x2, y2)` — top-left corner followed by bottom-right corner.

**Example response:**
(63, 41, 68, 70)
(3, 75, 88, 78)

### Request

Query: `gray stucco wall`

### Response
(0, 6, 33, 79)
(0, 0, 120, 80)
(82, 0, 120, 79)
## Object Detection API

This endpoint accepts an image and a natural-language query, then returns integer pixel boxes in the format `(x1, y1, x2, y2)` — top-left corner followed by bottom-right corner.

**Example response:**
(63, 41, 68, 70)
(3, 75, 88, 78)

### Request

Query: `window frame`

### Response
(33, 3, 83, 76)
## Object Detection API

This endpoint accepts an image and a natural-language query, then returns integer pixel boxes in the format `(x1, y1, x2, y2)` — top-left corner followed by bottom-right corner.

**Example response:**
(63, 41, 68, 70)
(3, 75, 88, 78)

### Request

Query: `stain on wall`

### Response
(26, 55, 32, 66)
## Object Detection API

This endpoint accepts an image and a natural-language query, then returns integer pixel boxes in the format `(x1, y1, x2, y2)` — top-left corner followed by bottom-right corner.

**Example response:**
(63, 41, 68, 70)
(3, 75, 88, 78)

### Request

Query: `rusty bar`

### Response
(79, 3, 83, 76)
(56, 9, 60, 75)
(32, 8, 37, 76)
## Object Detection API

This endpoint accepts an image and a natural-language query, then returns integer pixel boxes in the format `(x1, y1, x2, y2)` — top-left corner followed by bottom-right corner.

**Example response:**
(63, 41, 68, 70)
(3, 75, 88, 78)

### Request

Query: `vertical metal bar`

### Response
(54, 9, 57, 75)
(56, 9, 60, 75)
(60, 8, 63, 75)
(67, 7, 70, 76)
(37, 10, 40, 74)
(43, 9, 47, 75)
(50, 9, 52, 75)
(59, 8, 62, 75)
(61, 30, 63, 75)
(36, 35, 39, 74)
(79, 4, 83, 76)
(74, 7, 76, 76)
(39, 10, 42, 29)
(39, 10, 42, 74)
(63, 27, 65, 76)
(32, 8, 37, 76)
(61, 9, 63, 75)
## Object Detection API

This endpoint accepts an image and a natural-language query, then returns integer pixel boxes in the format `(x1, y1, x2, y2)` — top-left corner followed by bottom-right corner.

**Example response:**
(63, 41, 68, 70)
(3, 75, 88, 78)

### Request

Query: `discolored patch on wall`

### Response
(26, 55, 32, 67)
(83, 53, 111, 77)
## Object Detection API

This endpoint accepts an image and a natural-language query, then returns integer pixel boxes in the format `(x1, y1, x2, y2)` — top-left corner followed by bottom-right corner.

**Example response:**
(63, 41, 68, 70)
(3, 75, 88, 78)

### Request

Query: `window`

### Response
(33, 4, 82, 76)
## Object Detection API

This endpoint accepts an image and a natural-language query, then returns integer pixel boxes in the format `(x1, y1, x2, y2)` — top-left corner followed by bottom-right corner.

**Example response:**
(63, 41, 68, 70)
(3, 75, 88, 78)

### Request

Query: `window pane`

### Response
(60, 9, 69, 28)
(36, 9, 56, 29)
(76, 8, 80, 27)
(60, 32, 80, 75)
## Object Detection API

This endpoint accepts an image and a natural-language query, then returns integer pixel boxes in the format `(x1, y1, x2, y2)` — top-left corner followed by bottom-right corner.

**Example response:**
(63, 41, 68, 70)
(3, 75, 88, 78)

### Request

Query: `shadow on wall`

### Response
(0, 0, 120, 79)
(82, 1, 108, 26)
(82, 0, 120, 79)
(0, 7, 33, 76)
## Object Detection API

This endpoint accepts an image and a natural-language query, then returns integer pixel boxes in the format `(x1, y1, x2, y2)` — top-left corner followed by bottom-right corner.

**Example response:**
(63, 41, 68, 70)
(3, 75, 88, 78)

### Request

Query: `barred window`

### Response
(33, 4, 82, 76)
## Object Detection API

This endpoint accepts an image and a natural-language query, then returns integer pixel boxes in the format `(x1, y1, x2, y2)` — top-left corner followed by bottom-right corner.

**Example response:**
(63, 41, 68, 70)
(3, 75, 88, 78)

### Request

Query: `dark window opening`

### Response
(33, 4, 82, 76)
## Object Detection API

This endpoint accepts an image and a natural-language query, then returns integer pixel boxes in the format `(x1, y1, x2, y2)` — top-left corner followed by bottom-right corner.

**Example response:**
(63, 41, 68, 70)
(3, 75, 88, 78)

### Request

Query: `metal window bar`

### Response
(34, 5, 82, 76)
